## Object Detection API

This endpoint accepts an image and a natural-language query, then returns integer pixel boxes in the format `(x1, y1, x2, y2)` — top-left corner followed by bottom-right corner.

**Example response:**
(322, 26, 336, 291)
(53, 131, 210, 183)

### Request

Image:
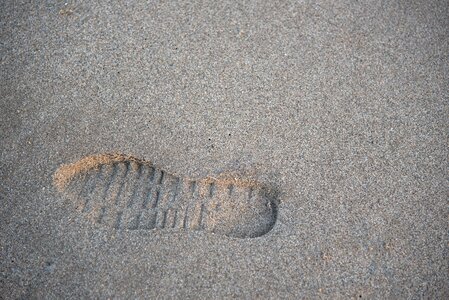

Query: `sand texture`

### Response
(1, 0, 448, 298)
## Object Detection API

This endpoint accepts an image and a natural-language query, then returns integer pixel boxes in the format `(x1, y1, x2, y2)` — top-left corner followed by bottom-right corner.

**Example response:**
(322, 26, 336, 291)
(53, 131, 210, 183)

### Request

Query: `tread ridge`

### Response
(101, 164, 117, 201)
(81, 171, 99, 213)
(114, 162, 130, 205)
(127, 163, 143, 208)
(142, 167, 156, 209)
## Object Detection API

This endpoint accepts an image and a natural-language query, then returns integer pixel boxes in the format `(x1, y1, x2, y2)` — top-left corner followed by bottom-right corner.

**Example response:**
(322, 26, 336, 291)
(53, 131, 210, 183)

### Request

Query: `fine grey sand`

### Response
(1, 0, 448, 298)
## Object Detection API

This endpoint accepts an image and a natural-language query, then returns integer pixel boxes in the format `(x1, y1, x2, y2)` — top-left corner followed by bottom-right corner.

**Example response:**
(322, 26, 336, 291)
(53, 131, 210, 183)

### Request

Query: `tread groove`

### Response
(115, 211, 123, 229)
(228, 184, 234, 196)
(161, 210, 167, 228)
(209, 182, 215, 197)
(198, 203, 205, 230)
(158, 170, 165, 184)
(172, 209, 178, 228)
(153, 189, 161, 208)
(98, 206, 107, 223)
(182, 205, 189, 229)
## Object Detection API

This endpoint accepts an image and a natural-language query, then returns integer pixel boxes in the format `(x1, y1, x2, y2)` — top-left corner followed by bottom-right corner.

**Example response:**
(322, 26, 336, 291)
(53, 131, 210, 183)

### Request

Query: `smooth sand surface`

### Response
(1, 1, 447, 298)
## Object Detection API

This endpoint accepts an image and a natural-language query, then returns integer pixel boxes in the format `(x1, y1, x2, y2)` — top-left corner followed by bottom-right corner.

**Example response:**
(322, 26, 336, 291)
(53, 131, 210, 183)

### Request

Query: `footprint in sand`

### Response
(53, 154, 278, 238)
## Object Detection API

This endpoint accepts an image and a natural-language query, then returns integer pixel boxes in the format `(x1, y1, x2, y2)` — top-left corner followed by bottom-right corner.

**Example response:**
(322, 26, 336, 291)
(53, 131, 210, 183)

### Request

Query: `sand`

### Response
(1, 0, 448, 298)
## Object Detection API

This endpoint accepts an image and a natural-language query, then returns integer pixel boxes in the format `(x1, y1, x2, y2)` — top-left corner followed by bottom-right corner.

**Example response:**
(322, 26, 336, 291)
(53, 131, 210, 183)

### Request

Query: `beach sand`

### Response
(1, 0, 447, 298)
